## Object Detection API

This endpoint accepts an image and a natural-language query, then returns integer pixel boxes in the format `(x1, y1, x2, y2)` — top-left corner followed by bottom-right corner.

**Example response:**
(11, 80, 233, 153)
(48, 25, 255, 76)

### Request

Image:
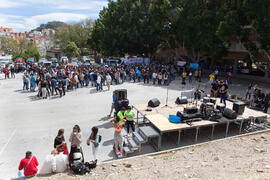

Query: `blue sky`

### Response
(0, 0, 108, 32)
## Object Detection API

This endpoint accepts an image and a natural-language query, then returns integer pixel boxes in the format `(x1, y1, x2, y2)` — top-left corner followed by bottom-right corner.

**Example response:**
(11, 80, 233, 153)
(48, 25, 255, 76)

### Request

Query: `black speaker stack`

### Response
(114, 89, 129, 113)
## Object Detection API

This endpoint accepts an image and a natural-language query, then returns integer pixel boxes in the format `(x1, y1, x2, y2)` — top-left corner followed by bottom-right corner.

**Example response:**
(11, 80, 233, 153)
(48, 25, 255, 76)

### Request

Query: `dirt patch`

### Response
(34, 132, 270, 180)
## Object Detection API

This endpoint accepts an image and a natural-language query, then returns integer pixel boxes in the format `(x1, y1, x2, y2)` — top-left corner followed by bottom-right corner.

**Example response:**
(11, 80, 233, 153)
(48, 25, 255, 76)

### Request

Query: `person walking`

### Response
(18, 151, 39, 178)
(111, 116, 125, 155)
(188, 71, 193, 84)
(87, 127, 101, 163)
(124, 106, 135, 135)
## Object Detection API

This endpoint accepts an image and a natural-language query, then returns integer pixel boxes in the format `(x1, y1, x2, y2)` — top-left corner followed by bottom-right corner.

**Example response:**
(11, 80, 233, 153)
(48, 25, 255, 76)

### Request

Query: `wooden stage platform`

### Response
(132, 100, 270, 151)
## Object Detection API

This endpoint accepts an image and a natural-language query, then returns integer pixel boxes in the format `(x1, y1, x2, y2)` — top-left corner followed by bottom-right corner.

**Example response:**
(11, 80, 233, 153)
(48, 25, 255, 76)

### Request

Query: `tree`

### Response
(25, 43, 40, 61)
(63, 41, 81, 59)
(54, 19, 94, 57)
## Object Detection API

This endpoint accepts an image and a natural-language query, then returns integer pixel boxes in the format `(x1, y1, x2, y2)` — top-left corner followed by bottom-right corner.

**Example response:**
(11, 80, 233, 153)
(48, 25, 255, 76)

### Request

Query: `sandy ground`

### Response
(34, 131, 270, 180)
(1, 73, 270, 179)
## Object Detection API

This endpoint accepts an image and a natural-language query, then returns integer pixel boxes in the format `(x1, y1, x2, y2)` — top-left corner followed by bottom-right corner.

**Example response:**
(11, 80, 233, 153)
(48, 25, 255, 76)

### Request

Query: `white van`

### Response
(105, 58, 123, 66)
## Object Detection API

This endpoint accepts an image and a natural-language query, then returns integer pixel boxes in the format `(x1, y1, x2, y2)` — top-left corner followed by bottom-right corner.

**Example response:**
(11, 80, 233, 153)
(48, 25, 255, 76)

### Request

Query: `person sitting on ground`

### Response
(111, 116, 126, 155)
(38, 149, 69, 175)
(18, 151, 39, 177)
(54, 129, 68, 155)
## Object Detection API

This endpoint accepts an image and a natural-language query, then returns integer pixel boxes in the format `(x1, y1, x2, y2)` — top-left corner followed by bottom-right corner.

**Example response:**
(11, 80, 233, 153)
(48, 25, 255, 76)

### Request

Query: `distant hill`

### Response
(32, 21, 66, 32)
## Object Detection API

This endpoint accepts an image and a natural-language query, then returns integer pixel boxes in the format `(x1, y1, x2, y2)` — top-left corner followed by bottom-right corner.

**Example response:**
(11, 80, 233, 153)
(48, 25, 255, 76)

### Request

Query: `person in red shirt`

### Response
(18, 151, 39, 177)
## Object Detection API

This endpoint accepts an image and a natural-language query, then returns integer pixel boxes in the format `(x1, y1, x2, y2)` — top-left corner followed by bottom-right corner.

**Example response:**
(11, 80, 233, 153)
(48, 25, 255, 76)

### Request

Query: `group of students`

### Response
(18, 125, 101, 177)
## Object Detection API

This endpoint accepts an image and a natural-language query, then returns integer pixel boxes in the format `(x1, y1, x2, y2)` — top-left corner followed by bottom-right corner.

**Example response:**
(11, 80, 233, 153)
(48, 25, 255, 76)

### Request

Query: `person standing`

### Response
(96, 73, 102, 91)
(188, 71, 193, 84)
(219, 80, 228, 107)
(117, 107, 126, 123)
(69, 125, 83, 162)
(124, 106, 135, 135)
(209, 73, 215, 85)
(157, 72, 162, 85)
(106, 73, 112, 90)
(30, 74, 36, 92)
(182, 71, 187, 85)
(87, 127, 101, 163)
(3, 67, 9, 79)
(111, 116, 125, 155)
(152, 71, 157, 85)
(10, 66, 15, 78)
(18, 151, 39, 177)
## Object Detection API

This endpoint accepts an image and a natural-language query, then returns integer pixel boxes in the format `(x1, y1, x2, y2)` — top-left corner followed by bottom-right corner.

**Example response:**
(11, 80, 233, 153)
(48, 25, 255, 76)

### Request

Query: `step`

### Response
(127, 137, 140, 150)
(123, 146, 134, 156)
(133, 131, 146, 144)
(139, 126, 160, 139)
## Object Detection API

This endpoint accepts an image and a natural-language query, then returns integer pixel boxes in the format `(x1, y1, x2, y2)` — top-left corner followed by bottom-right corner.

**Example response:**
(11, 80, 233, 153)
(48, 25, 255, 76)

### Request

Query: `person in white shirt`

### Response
(96, 73, 102, 91)
(105, 73, 112, 90)
(152, 72, 157, 85)
(38, 149, 68, 175)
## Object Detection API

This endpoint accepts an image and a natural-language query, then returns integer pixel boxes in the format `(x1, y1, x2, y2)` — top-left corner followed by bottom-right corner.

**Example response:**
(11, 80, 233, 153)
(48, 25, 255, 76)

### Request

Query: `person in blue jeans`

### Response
(219, 81, 228, 107)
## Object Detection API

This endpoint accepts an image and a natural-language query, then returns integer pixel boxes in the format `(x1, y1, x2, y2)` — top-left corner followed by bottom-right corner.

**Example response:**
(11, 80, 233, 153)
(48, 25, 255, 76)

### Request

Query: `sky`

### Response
(0, 0, 108, 32)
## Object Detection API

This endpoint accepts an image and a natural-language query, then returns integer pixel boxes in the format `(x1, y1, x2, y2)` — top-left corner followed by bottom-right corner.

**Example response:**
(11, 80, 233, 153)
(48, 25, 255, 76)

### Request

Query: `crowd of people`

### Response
(16, 62, 208, 100)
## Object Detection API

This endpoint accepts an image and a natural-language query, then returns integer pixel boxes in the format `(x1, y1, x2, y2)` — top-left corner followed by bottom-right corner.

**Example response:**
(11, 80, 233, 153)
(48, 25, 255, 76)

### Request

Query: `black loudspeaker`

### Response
(223, 108, 237, 119)
(175, 96, 188, 104)
(216, 103, 225, 113)
(233, 102, 246, 115)
(114, 89, 127, 101)
(184, 107, 198, 114)
(148, 98, 160, 107)
(115, 99, 129, 112)
(210, 98, 216, 104)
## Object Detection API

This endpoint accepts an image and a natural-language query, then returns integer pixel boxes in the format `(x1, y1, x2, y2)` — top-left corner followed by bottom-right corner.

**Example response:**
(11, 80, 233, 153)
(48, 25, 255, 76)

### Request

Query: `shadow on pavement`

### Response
(96, 121, 112, 129)
(102, 139, 114, 146)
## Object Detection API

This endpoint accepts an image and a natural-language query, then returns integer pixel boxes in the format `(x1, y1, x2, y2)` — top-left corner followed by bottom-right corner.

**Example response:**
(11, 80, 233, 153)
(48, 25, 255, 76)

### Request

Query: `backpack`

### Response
(85, 160, 97, 169)
(71, 161, 90, 175)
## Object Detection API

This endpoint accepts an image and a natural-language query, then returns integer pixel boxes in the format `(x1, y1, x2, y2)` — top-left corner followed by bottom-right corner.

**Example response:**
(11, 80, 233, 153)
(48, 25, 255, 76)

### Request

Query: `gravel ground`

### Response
(33, 131, 270, 180)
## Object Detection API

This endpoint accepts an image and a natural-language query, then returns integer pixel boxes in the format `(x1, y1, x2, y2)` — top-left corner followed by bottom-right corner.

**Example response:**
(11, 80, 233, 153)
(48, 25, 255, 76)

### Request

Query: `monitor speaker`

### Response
(148, 98, 160, 107)
(223, 108, 237, 119)
(233, 102, 246, 115)
(175, 96, 188, 104)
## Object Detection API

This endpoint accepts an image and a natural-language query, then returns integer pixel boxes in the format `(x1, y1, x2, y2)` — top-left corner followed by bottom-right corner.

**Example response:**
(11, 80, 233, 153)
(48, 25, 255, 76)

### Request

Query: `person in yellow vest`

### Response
(124, 106, 135, 134)
(117, 107, 126, 123)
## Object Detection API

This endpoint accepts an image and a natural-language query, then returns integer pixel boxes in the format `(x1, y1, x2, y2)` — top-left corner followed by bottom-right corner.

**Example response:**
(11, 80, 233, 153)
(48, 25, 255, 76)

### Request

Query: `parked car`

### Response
(50, 58, 58, 63)
(39, 58, 48, 63)
(26, 57, 36, 63)
(82, 56, 90, 62)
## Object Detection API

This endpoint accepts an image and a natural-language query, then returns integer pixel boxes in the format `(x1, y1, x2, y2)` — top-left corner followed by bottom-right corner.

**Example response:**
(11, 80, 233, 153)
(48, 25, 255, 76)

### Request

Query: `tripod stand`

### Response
(162, 86, 171, 108)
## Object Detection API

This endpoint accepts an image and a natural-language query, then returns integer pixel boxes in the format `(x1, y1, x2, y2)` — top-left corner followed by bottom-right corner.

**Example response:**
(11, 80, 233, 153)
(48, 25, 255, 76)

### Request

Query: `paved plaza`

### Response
(0, 73, 270, 179)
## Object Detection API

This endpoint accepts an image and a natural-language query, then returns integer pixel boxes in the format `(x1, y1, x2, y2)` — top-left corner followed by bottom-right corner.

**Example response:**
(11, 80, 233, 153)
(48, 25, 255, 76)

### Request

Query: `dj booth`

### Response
(132, 99, 270, 151)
